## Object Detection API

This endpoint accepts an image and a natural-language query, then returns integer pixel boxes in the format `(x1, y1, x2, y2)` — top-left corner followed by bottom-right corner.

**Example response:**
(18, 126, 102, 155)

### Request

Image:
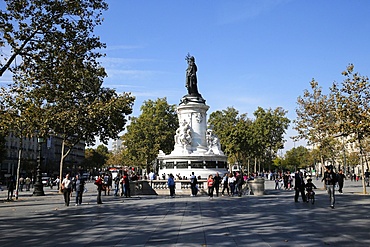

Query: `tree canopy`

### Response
(122, 98, 178, 172)
(0, 0, 135, 192)
(209, 106, 290, 172)
(295, 64, 370, 193)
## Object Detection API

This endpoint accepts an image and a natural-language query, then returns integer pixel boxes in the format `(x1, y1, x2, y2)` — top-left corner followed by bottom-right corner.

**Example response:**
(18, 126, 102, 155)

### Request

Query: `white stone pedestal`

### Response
(158, 95, 227, 179)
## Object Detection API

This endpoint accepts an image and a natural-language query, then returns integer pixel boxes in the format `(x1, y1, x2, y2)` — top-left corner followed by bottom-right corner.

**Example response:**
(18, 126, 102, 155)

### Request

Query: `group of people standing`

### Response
(219, 172, 247, 197)
(4, 176, 33, 201)
(94, 172, 131, 204)
(166, 171, 248, 199)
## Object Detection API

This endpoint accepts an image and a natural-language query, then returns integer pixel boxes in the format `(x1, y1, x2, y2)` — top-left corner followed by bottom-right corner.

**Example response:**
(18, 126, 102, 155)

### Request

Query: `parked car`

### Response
(81, 173, 90, 181)
(41, 173, 50, 186)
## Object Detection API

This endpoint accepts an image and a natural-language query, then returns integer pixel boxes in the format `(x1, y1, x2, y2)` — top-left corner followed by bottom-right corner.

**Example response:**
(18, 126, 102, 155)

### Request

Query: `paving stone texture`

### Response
(0, 179, 369, 247)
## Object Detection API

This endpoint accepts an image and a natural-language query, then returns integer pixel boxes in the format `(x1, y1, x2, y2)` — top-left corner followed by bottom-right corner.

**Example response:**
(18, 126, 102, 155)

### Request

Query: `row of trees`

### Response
(208, 106, 290, 173)
(0, 0, 134, 193)
(294, 64, 370, 194)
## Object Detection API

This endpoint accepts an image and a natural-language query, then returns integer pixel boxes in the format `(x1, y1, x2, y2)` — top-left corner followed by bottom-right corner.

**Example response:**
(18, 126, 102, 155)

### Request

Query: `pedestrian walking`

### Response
(294, 171, 306, 202)
(221, 173, 229, 196)
(167, 173, 175, 198)
(365, 169, 370, 187)
(25, 176, 31, 191)
(337, 169, 345, 194)
(54, 176, 60, 190)
(48, 177, 54, 190)
(74, 174, 85, 206)
(94, 175, 103, 204)
(113, 174, 120, 196)
(123, 171, 131, 198)
(228, 173, 236, 196)
(213, 172, 222, 197)
(19, 177, 24, 192)
(190, 172, 198, 196)
(207, 174, 214, 199)
(236, 173, 245, 197)
(103, 174, 109, 196)
(149, 170, 155, 187)
(7, 176, 15, 201)
(322, 165, 337, 209)
(61, 174, 72, 206)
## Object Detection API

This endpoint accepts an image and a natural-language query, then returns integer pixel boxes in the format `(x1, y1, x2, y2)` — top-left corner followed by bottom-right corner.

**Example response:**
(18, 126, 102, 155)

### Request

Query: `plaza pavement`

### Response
(0, 179, 369, 247)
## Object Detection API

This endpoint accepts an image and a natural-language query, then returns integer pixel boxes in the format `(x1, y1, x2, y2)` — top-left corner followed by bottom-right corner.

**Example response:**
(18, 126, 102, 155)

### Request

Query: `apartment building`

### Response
(0, 133, 85, 180)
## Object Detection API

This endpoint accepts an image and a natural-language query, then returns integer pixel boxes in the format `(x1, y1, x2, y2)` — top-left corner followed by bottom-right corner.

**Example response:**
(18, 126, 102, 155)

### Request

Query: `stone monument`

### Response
(157, 54, 228, 179)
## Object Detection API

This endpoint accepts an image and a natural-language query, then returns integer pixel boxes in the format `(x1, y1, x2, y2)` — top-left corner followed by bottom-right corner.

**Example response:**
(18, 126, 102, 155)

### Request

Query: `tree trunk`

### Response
(15, 144, 22, 200)
(58, 140, 65, 194)
(358, 137, 367, 195)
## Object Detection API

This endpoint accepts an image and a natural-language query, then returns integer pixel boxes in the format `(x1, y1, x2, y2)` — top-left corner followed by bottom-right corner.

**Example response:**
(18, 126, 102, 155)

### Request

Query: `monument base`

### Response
(157, 153, 228, 179)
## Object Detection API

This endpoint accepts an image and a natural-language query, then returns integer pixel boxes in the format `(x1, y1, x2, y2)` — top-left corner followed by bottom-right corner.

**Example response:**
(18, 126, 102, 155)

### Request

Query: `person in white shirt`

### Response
(61, 174, 72, 206)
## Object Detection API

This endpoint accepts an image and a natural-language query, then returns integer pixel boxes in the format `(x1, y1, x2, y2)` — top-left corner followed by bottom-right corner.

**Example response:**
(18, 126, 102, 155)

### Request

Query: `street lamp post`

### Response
(33, 137, 45, 196)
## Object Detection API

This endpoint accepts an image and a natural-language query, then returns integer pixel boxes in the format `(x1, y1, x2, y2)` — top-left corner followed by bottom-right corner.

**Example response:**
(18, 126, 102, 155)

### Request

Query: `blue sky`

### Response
(93, 0, 370, 152)
(2, 1, 370, 153)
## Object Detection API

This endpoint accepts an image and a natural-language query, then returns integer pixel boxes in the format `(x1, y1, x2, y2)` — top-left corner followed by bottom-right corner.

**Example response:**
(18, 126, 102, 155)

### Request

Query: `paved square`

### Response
(1, 180, 369, 246)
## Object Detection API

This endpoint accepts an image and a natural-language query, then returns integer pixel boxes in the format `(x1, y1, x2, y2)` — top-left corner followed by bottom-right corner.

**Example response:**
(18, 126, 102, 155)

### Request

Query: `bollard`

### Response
(247, 177, 265, 196)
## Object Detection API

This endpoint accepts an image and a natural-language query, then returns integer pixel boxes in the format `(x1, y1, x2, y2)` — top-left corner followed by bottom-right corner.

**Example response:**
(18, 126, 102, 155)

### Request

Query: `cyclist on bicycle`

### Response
(305, 178, 317, 199)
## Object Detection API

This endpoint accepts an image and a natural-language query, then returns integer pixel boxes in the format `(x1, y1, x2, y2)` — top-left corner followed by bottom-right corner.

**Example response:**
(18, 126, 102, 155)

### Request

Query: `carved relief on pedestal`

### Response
(194, 112, 203, 123)
(205, 128, 224, 155)
(174, 119, 192, 146)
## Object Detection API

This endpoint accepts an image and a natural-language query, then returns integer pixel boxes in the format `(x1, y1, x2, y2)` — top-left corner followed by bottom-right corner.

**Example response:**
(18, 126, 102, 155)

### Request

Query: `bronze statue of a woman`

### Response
(185, 54, 200, 96)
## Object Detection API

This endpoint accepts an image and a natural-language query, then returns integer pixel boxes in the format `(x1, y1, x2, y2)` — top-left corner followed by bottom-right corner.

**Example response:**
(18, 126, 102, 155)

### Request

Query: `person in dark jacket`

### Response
(322, 165, 337, 208)
(294, 171, 306, 202)
(167, 174, 175, 198)
(213, 172, 222, 197)
(221, 173, 229, 196)
(74, 174, 85, 206)
(337, 169, 345, 194)
(7, 176, 15, 201)
(236, 173, 245, 197)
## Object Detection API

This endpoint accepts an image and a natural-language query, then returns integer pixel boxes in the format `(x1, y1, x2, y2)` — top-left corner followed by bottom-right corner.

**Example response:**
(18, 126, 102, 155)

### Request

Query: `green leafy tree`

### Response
(294, 79, 337, 175)
(208, 107, 248, 164)
(122, 98, 178, 173)
(284, 146, 310, 171)
(252, 107, 290, 171)
(0, 89, 41, 198)
(346, 151, 360, 173)
(106, 149, 125, 168)
(83, 146, 108, 172)
(331, 64, 370, 193)
(208, 107, 257, 173)
(0, 132, 6, 162)
(209, 106, 289, 173)
(0, 0, 108, 77)
(96, 144, 109, 167)
(296, 64, 370, 194)
(0, 0, 135, 193)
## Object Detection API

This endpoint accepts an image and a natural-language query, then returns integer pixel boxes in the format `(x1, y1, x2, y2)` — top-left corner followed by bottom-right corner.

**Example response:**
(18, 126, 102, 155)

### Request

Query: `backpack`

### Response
(190, 177, 197, 185)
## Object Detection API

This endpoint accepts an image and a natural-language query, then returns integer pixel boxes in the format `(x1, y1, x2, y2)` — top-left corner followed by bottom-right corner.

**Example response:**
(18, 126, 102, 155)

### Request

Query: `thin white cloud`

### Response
(105, 68, 166, 81)
(104, 44, 144, 52)
(216, 0, 291, 25)
(99, 57, 156, 71)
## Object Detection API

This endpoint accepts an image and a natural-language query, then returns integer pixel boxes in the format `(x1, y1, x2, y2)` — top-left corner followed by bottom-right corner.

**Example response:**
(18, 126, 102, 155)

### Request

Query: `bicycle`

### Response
(242, 183, 251, 196)
(305, 189, 315, 204)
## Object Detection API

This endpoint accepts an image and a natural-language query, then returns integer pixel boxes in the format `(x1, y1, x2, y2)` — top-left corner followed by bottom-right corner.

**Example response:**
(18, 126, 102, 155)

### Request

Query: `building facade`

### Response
(0, 133, 85, 181)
